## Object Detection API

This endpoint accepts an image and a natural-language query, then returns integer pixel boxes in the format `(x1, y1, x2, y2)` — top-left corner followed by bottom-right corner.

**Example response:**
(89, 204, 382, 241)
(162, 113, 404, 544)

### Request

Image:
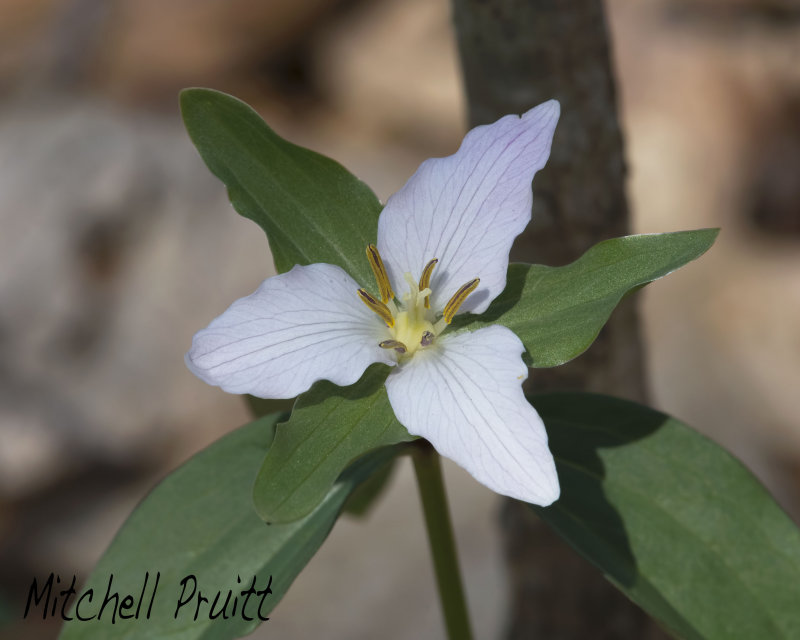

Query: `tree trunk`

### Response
(451, 1, 666, 637)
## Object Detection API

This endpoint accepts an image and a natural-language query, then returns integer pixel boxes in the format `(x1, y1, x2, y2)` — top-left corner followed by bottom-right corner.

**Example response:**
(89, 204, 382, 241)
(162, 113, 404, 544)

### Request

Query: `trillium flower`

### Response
(186, 101, 561, 506)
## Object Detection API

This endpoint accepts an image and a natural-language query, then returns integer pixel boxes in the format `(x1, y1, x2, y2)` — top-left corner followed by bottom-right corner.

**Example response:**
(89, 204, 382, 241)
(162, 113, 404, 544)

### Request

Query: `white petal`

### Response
(385, 325, 559, 505)
(377, 101, 559, 315)
(186, 263, 395, 398)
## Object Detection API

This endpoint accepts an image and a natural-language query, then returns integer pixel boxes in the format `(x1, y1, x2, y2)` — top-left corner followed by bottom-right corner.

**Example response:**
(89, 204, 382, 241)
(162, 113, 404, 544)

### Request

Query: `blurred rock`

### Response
(318, 0, 464, 151)
(0, 0, 360, 107)
(0, 98, 270, 498)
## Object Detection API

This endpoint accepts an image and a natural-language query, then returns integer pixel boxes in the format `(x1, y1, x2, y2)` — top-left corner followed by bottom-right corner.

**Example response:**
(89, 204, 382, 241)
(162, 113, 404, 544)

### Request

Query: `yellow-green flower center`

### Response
(357, 245, 479, 360)
(387, 272, 436, 357)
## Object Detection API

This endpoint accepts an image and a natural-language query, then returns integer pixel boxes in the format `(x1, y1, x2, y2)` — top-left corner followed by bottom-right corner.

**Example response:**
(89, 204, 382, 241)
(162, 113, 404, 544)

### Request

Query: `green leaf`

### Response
(253, 364, 414, 524)
(245, 394, 295, 418)
(532, 392, 800, 640)
(180, 88, 382, 285)
(58, 414, 396, 640)
(453, 230, 718, 368)
(342, 455, 397, 518)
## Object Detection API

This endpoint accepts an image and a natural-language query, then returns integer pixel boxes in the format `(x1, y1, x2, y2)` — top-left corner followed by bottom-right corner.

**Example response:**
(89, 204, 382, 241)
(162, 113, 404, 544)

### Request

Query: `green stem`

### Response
(411, 441, 474, 640)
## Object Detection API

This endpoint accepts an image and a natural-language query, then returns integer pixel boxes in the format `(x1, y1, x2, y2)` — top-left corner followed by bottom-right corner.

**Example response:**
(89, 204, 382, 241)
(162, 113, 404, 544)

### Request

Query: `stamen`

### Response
(420, 331, 435, 347)
(379, 339, 407, 354)
(366, 244, 394, 303)
(442, 278, 480, 324)
(418, 258, 438, 309)
(357, 288, 395, 327)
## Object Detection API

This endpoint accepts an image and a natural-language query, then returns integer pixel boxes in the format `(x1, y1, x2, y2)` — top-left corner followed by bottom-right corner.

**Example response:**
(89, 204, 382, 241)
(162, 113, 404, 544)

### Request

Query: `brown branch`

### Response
(452, 1, 665, 637)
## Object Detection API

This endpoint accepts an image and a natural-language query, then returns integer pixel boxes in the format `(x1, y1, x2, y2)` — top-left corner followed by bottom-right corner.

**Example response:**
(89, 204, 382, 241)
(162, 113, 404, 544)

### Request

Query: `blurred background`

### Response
(1, 0, 798, 638)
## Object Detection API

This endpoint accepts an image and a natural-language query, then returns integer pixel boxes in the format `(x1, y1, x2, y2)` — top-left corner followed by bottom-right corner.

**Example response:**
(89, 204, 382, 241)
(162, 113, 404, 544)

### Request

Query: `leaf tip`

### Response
(178, 87, 221, 119)
(693, 227, 721, 256)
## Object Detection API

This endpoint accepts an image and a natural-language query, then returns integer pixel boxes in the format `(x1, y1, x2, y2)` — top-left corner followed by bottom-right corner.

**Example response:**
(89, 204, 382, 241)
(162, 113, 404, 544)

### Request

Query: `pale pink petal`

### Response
(385, 325, 559, 505)
(377, 101, 559, 315)
(186, 263, 394, 398)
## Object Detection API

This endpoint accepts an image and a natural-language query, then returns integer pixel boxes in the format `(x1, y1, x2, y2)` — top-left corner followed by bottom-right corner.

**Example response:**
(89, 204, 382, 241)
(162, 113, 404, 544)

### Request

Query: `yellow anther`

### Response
(357, 289, 394, 327)
(418, 258, 438, 309)
(379, 339, 407, 354)
(366, 244, 394, 303)
(442, 278, 480, 324)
